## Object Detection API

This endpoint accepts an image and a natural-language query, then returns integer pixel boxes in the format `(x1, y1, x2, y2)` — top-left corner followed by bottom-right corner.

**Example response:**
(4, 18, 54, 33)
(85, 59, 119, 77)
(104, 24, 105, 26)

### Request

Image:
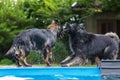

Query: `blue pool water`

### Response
(0, 67, 101, 80)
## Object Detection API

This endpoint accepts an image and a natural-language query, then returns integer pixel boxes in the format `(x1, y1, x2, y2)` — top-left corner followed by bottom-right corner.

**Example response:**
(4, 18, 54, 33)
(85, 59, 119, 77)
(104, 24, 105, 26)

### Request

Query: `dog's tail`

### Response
(0, 47, 15, 62)
(105, 32, 120, 44)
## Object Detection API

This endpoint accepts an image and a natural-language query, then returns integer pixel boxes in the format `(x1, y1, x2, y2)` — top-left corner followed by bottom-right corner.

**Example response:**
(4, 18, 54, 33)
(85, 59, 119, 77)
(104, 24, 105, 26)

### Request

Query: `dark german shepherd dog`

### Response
(1, 20, 61, 67)
(61, 22, 120, 67)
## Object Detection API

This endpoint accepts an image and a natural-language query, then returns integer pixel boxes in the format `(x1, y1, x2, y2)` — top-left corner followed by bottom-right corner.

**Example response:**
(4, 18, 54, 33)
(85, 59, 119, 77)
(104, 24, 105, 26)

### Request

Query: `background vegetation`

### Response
(0, 0, 120, 65)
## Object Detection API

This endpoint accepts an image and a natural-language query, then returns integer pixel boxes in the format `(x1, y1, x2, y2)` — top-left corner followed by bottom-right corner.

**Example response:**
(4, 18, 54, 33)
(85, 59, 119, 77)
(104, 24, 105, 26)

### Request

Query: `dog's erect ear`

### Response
(64, 22, 71, 29)
(52, 19, 59, 24)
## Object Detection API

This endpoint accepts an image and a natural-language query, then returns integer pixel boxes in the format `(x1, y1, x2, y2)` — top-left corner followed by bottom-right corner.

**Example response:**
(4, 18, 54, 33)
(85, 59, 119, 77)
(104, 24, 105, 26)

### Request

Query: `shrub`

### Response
(26, 40, 70, 64)
(0, 59, 13, 65)
(53, 40, 70, 63)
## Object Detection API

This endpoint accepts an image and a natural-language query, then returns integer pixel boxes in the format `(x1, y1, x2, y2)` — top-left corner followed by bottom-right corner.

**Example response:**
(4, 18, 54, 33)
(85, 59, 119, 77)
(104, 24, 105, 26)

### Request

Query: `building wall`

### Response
(85, 13, 118, 33)
(85, 16, 97, 33)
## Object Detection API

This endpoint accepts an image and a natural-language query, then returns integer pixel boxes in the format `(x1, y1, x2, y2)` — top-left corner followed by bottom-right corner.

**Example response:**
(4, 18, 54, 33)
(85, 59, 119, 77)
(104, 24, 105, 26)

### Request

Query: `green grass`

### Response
(0, 59, 97, 67)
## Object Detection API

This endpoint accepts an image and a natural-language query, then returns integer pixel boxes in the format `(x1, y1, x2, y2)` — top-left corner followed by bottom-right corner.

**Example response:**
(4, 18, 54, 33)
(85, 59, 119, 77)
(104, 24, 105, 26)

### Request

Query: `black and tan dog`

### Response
(1, 20, 61, 67)
(61, 22, 120, 67)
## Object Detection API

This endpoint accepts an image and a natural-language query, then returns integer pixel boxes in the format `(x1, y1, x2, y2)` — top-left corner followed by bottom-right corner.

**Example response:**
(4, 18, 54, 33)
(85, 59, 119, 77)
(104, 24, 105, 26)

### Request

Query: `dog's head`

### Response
(48, 19, 62, 38)
(63, 22, 77, 33)
(47, 19, 60, 30)
(62, 22, 86, 34)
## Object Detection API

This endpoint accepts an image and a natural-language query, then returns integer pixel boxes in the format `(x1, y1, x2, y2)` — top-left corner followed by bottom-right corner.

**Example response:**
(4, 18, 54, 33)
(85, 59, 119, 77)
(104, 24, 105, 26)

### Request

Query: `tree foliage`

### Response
(101, 0, 120, 12)
(0, 0, 75, 63)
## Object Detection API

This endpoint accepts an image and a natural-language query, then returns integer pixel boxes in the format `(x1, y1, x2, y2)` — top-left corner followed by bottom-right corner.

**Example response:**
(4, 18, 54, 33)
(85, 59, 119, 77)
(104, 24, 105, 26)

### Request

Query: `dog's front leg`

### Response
(61, 34, 76, 64)
(61, 56, 84, 67)
(47, 47, 53, 64)
(48, 51, 53, 64)
(43, 49, 51, 66)
(60, 54, 75, 64)
(16, 59, 22, 67)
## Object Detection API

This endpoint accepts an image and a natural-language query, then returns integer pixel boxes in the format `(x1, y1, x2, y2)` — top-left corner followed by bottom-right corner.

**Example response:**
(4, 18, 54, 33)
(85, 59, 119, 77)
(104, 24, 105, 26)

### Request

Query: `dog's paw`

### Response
(25, 64, 32, 67)
(17, 65, 22, 67)
(61, 64, 70, 67)
(60, 61, 64, 64)
(60, 61, 67, 64)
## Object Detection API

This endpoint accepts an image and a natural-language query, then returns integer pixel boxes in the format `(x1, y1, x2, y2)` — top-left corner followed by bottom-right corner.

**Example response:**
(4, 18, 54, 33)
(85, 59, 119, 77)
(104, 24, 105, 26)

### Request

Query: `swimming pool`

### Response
(0, 67, 101, 80)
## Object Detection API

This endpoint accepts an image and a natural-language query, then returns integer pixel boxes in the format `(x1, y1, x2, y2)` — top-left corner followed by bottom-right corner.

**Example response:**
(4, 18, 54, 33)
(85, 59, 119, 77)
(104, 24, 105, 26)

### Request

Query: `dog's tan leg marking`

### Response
(44, 47, 54, 66)
(14, 48, 22, 67)
(44, 54, 51, 66)
(49, 51, 53, 64)
(95, 57, 100, 65)
(23, 57, 32, 67)
(61, 55, 72, 64)
(16, 60, 22, 67)
(49, 52, 52, 59)
(43, 46, 53, 66)
(43, 49, 50, 66)
(19, 49, 31, 67)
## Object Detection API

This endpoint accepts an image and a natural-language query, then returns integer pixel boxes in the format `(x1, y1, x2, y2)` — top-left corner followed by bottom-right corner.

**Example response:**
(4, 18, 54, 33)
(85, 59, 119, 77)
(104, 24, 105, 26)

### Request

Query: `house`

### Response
(85, 12, 120, 37)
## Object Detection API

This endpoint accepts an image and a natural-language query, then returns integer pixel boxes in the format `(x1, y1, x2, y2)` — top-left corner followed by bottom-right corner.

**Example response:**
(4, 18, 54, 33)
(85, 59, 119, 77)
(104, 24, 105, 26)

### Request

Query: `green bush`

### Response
(27, 51, 44, 64)
(53, 40, 70, 63)
(0, 59, 13, 65)
(26, 40, 70, 64)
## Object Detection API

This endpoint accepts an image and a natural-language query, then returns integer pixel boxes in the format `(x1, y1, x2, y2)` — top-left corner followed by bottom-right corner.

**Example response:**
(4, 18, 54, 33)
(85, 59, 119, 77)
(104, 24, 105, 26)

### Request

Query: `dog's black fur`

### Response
(61, 22, 120, 67)
(1, 20, 61, 67)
